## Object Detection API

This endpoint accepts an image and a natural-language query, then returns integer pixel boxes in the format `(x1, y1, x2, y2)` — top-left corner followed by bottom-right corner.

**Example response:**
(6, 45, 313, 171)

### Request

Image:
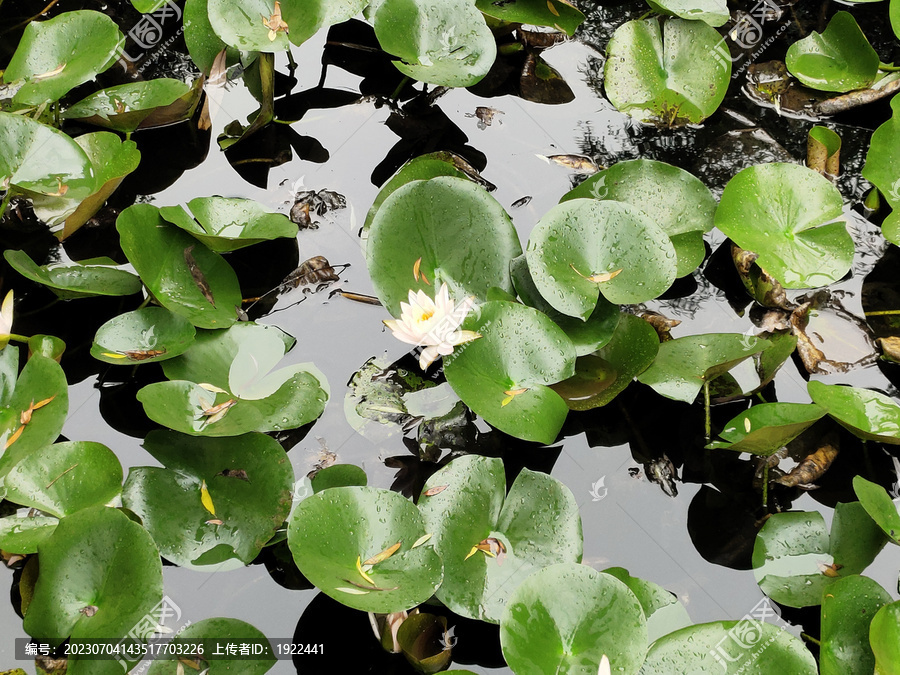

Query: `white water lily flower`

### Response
(384, 283, 480, 370)
(0, 290, 13, 350)
(598, 655, 611, 675)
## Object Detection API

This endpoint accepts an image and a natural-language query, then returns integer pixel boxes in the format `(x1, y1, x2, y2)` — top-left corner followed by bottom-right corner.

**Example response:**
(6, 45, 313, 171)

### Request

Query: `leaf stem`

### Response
(762, 463, 769, 510)
(801, 633, 821, 646)
(390, 76, 411, 101)
(865, 310, 900, 316)
(704, 380, 711, 442)
(880, 63, 900, 72)
(0, 189, 12, 221)
(7, 333, 30, 343)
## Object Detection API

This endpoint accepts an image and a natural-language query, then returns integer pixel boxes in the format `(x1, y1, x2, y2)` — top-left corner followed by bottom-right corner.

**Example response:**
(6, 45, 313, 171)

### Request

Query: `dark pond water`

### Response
(2, 1, 900, 673)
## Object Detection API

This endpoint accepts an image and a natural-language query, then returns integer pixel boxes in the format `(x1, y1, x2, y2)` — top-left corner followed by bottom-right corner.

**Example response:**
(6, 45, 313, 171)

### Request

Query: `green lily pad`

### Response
(62, 79, 193, 133)
(28, 132, 140, 239)
(852, 476, 900, 544)
(752, 504, 887, 608)
(0, 353, 69, 482)
(893, 0, 900, 40)
(526, 199, 677, 317)
(646, 0, 728, 26)
(91, 307, 196, 365)
(640, 620, 818, 674)
(373, 0, 497, 87)
(117, 204, 242, 329)
(474, 0, 585, 35)
(139, 322, 328, 436)
(820, 575, 892, 675)
(786, 12, 879, 93)
(5, 442, 122, 518)
(862, 95, 900, 245)
(0, 514, 58, 554)
(123, 430, 294, 570)
(442, 301, 576, 444)
(870, 601, 900, 675)
(23, 506, 163, 648)
(311, 464, 367, 493)
(808, 381, 900, 444)
(28, 334, 65, 361)
(417, 455, 583, 623)
(207, 0, 291, 53)
(159, 197, 297, 252)
(707, 403, 827, 456)
(183, 0, 229, 74)
(0, 112, 94, 201)
(367, 176, 521, 316)
(510, 254, 621, 357)
(287, 485, 442, 613)
(278, 0, 370, 46)
(3, 10, 123, 106)
(363, 152, 473, 235)
(560, 159, 715, 278)
(551, 313, 660, 411)
(715, 163, 851, 289)
(501, 563, 647, 675)
(637, 333, 769, 403)
(3, 250, 142, 300)
(147, 618, 276, 674)
(602, 567, 691, 643)
(604, 17, 731, 125)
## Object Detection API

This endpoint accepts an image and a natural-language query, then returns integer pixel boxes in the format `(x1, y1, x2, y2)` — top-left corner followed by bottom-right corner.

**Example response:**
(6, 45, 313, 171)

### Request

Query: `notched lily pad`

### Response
(715, 163, 851, 289)
(442, 301, 576, 444)
(92, 307, 196, 365)
(123, 430, 294, 570)
(287, 486, 443, 613)
(417, 455, 582, 623)
(500, 563, 647, 675)
(4, 250, 142, 300)
(708, 403, 826, 456)
(808, 381, 900, 444)
(159, 197, 297, 252)
(62, 79, 198, 133)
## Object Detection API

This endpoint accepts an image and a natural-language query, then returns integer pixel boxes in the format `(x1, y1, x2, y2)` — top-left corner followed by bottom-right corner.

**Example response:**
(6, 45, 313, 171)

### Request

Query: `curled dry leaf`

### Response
(184, 245, 216, 307)
(775, 433, 839, 488)
(423, 485, 448, 497)
(282, 256, 340, 290)
(640, 310, 681, 342)
(537, 153, 600, 174)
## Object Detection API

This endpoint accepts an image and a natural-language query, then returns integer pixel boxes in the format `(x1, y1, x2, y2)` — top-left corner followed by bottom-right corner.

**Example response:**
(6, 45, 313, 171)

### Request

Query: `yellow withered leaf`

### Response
(356, 556, 376, 584)
(547, 0, 560, 16)
(570, 263, 622, 283)
(200, 480, 216, 516)
(101, 352, 129, 359)
(412, 533, 433, 548)
(5, 425, 24, 449)
(423, 485, 448, 497)
(363, 541, 402, 566)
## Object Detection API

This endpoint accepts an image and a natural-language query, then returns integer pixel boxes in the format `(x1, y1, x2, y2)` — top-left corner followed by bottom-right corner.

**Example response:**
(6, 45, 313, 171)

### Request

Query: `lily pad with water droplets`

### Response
(147, 617, 276, 674)
(123, 430, 293, 570)
(820, 575, 892, 675)
(752, 505, 887, 608)
(417, 455, 582, 623)
(852, 476, 900, 544)
(92, 307, 196, 365)
(808, 381, 900, 444)
(23, 506, 163, 650)
(159, 197, 297, 252)
(637, 333, 769, 403)
(442, 301, 576, 444)
(287, 485, 443, 613)
(4, 250, 143, 300)
(526, 199, 677, 318)
(640, 620, 817, 674)
(715, 163, 851, 289)
(707, 402, 826, 456)
(500, 563, 647, 675)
